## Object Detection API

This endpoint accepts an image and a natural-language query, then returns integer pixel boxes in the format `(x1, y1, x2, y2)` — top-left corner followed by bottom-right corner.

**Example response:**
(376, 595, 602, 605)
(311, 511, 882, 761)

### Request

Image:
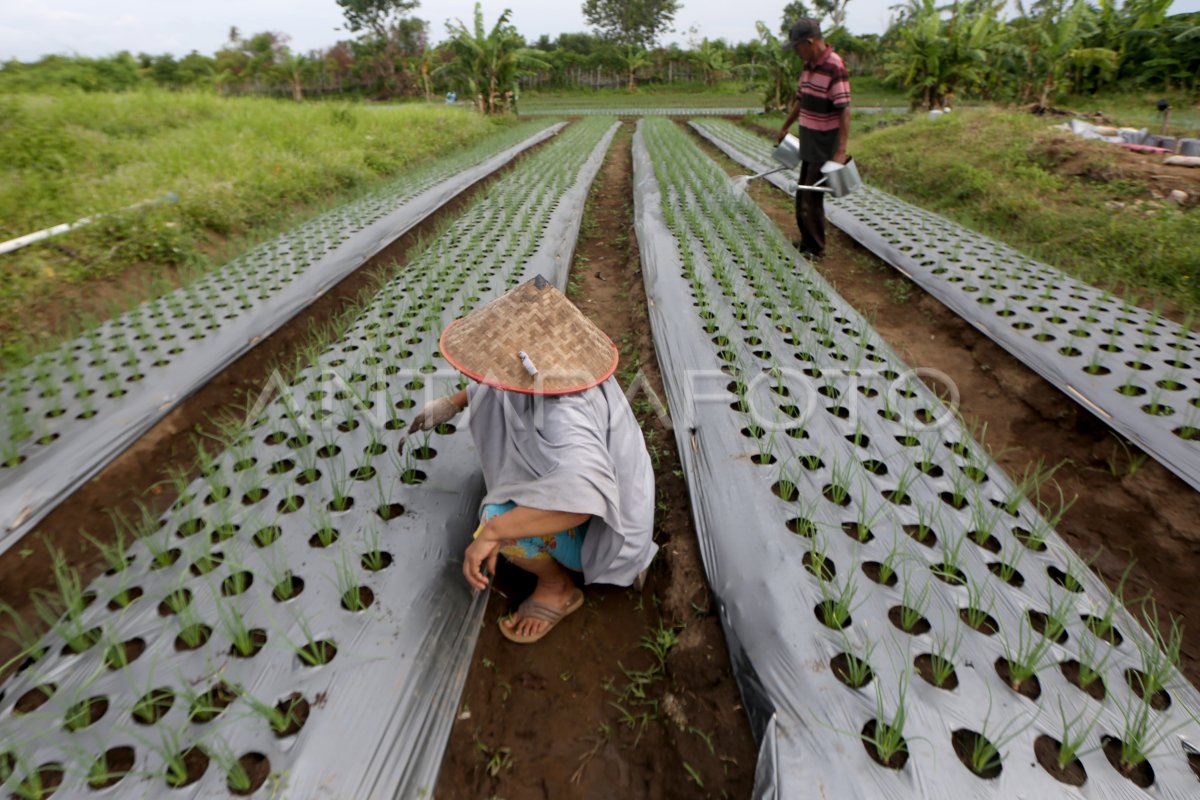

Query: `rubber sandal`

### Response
(499, 588, 584, 644)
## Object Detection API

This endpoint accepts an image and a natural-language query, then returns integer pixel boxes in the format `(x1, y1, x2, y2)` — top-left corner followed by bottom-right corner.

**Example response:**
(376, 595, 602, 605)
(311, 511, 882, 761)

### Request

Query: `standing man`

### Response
(776, 18, 851, 260)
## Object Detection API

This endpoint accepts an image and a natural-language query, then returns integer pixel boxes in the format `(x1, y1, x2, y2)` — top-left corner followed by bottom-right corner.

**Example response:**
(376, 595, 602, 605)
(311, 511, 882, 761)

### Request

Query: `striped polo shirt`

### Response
(795, 47, 851, 163)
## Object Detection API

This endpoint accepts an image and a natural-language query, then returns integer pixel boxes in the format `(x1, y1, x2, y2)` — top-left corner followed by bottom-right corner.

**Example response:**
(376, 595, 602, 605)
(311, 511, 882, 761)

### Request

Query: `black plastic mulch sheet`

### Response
(689, 119, 1200, 492)
(0, 119, 618, 799)
(635, 118, 1200, 799)
(0, 122, 564, 555)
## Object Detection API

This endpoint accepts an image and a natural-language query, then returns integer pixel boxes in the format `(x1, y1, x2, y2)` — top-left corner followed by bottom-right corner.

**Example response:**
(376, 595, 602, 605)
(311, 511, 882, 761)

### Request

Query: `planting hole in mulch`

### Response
(802, 551, 835, 581)
(296, 639, 337, 666)
(951, 728, 1002, 779)
(960, 607, 1000, 635)
(995, 657, 1041, 700)
(14, 683, 56, 714)
(1060, 659, 1107, 701)
(150, 547, 181, 568)
(228, 752, 271, 796)
(814, 601, 852, 630)
(221, 570, 254, 597)
(966, 530, 1001, 553)
(831, 652, 874, 688)
(104, 637, 145, 670)
(1027, 610, 1069, 644)
(861, 720, 908, 770)
(165, 746, 209, 788)
(190, 681, 238, 723)
(888, 605, 931, 635)
(273, 693, 310, 737)
(772, 480, 799, 501)
(931, 562, 967, 585)
(107, 585, 144, 609)
(13, 763, 64, 798)
(1048, 565, 1084, 592)
(189, 553, 224, 576)
(341, 586, 375, 611)
(132, 687, 174, 724)
(61, 626, 103, 655)
(309, 528, 340, 548)
(1125, 668, 1172, 710)
(1035, 735, 1087, 786)
(1081, 614, 1123, 645)
(841, 522, 875, 543)
(786, 517, 816, 537)
(361, 551, 393, 572)
(902, 524, 938, 548)
(986, 561, 1025, 587)
(822, 484, 852, 506)
(1187, 747, 1200, 782)
(272, 574, 305, 602)
(862, 561, 898, 587)
(174, 623, 212, 652)
(914, 653, 959, 690)
(376, 502, 405, 521)
(230, 629, 268, 658)
(64, 696, 109, 732)
(157, 588, 192, 616)
(88, 746, 136, 789)
(1102, 735, 1155, 788)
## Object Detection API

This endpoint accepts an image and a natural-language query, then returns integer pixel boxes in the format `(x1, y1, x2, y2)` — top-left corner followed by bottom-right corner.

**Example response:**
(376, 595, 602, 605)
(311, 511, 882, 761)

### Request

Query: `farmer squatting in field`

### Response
(775, 17, 853, 260)
(408, 275, 656, 644)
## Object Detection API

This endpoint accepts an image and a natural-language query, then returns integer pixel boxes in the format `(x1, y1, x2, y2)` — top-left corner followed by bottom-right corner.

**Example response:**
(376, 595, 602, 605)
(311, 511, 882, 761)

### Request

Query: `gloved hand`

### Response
(408, 395, 461, 433)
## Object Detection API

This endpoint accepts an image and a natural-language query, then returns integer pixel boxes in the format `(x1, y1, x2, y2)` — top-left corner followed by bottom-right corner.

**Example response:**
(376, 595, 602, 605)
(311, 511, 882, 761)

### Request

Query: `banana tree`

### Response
(439, 3, 550, 113)
(750, 21, 801, 112)
(620, 46, 651, 92)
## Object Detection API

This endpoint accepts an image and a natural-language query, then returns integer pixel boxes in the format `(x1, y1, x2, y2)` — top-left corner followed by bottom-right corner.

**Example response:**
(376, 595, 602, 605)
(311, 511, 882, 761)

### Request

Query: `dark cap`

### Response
(783, 17, 822, 50)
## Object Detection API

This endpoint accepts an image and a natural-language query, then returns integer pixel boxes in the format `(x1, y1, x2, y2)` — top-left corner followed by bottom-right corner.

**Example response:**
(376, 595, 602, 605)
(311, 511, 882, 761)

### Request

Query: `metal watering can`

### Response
(736, 133, 862, 199)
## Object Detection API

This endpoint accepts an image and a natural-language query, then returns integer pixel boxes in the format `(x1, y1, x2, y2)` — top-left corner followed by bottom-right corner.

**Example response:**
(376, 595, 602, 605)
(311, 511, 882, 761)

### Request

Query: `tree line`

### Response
(0, 0, 1196, 110)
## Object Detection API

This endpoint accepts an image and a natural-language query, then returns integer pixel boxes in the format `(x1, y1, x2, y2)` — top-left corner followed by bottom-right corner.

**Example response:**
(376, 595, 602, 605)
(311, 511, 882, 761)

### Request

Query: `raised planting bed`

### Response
(0, 120, 564, 555)
(0, 118, 618, 799)
(634, 117, 1200, 798)
(689, 117, 1200, 492)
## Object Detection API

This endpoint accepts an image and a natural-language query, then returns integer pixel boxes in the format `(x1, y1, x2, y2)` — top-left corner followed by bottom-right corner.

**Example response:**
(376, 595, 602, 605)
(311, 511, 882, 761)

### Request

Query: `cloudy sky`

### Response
(2, 0, 1199, 61)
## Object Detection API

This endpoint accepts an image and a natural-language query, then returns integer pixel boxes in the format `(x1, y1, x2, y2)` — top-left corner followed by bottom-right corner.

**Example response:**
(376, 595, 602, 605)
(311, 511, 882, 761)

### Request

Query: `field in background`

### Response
(0, 92, 513, 362)
(847, 108, 1200, 314)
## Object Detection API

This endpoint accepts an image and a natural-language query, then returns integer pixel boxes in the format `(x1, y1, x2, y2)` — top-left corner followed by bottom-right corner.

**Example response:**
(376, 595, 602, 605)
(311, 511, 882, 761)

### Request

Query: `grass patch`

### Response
(0, 92, 519, 361)
(852, 108, 1200, 314)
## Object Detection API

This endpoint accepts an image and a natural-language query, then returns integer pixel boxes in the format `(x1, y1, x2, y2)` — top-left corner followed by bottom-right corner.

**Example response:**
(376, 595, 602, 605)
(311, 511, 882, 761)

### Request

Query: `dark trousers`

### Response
(795, 160, 825, 256)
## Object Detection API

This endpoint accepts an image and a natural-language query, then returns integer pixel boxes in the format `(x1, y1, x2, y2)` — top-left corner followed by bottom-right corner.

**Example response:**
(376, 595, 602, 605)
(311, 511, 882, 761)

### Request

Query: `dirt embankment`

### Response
(437, 124, 758, 800)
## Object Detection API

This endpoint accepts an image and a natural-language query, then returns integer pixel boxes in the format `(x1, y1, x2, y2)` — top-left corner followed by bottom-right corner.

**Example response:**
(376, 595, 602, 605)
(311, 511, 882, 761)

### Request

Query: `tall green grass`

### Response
(0, 91, 513, 357)
(852, 108, 1200, 314)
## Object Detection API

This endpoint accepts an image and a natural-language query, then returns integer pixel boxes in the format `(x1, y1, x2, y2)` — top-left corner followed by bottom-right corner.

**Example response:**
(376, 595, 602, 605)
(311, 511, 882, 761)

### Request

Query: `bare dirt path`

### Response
(0, 136, 558, 680)
(688, 122, 1200, 687)
(437, 124, 758, 800)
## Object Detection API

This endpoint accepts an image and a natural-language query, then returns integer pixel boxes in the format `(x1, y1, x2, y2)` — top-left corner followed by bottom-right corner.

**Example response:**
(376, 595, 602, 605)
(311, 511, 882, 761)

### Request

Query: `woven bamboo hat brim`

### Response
(440, 275, 619, 395)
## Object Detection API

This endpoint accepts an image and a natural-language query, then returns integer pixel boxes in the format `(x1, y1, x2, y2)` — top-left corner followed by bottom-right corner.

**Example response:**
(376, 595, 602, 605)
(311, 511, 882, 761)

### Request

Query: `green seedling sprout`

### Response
(961, 694, 1033, 777)
(816, 570, 858, 630)
(858, 671, 911, 766)
(888, 465, 918, 506)
(928, 629, 962, 688)
(1053, 698, 1101, 769)
(835, 632, 876, 688)
(31, 547, 95, 653)
(932, 530, 967, 585)
(291, 614, 335, 666)
(1001, 615, 1056, 689)
(1112, 691, 1194, 774)
(241, 692, 307, 737)
(993, 538, 1025, 585)
(963, 577, 997, 631)
(878, 538, 903, 586)
(334, 551, 368, 612)
(1133, 600, 1183, 700)
(898, 575, 931, 633)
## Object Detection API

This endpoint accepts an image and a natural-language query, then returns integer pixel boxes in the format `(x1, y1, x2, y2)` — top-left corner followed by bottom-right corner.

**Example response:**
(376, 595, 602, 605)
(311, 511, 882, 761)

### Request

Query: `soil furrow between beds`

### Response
(437, 123, 757, 800)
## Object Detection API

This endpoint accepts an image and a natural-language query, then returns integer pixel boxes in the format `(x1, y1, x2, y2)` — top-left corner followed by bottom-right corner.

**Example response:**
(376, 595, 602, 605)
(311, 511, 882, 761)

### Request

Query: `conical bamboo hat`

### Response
(439, 275, 619, 395)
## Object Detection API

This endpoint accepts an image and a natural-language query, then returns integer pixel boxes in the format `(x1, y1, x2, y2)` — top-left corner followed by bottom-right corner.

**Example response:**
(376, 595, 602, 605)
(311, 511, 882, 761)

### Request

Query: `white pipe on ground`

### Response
(0, 192, 179, 256)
